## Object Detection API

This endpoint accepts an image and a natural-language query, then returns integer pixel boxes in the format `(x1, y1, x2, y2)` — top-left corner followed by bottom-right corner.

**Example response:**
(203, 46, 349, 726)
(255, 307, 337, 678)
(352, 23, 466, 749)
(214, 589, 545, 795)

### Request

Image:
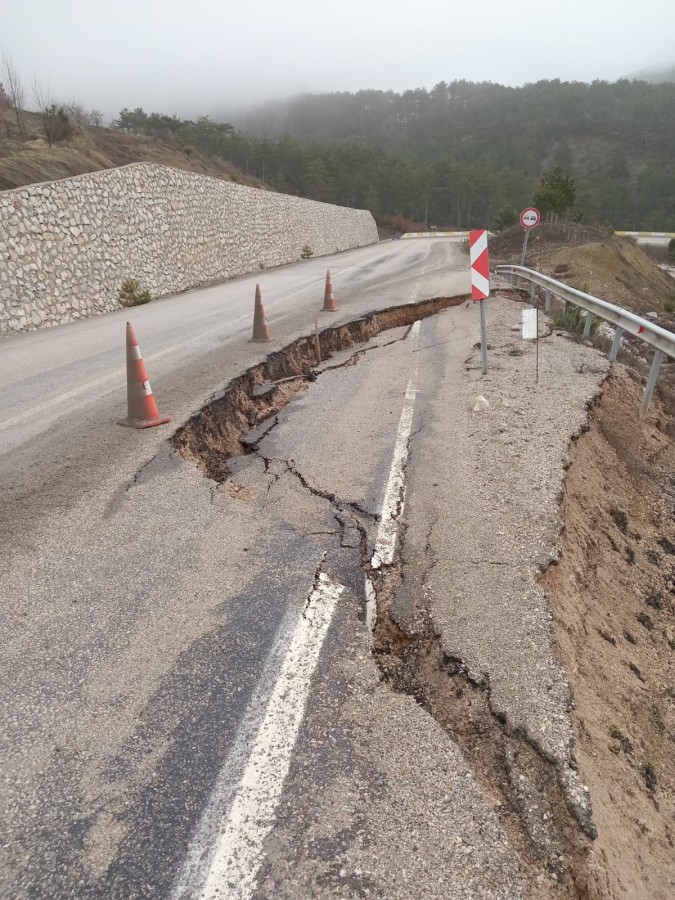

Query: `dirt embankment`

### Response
(495, 223, 675, 894)
(491, 224, 675, 318)
(0, 107, 261, 191)
(542, 240, 675, 317)
(543, 370, 675, 899)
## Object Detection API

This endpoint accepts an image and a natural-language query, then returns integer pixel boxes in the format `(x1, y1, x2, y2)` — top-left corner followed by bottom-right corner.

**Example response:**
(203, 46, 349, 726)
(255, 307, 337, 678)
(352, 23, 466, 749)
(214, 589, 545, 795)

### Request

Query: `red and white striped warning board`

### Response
(469, 230, 490, 301)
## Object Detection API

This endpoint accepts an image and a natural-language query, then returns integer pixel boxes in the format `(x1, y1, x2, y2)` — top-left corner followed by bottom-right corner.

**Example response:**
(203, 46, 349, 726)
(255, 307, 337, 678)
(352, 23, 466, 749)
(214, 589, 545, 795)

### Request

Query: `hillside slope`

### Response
(0, 108, 262, 192)
(627, 63, 675, 84)
(230, 79, 675, 230)
(492, 225, 675, 317)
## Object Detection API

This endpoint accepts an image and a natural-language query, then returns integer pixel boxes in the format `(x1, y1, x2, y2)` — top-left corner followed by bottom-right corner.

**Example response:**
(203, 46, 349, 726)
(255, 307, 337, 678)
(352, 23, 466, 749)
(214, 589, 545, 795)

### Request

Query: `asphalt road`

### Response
(0, 239, 608, 898)
(1, 239, 473, 898)
(0, 239, 467, 545)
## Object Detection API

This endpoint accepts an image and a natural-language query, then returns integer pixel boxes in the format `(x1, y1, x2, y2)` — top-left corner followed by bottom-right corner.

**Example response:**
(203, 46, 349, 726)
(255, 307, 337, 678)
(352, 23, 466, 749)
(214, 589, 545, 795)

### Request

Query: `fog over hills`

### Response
(627, 63, 675, 83)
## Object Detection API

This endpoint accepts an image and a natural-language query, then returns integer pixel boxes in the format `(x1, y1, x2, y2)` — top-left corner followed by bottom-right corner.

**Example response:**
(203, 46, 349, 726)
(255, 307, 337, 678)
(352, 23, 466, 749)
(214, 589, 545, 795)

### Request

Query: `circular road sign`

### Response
(520, 207, 540, 229)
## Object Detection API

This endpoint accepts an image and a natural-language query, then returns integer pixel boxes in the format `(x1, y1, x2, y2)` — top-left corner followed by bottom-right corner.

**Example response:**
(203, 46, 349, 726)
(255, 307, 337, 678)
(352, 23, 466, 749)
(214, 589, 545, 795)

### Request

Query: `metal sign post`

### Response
(469, 230, 490, 375)
(520, 229, 530, 266)
(536, 306, 539, 383)
(479, 299, 489, 375)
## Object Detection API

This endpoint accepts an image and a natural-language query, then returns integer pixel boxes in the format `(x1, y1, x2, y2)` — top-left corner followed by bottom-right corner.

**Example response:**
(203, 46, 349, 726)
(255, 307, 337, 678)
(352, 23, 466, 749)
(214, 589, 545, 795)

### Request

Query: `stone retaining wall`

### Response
(0, 163, 378, 334)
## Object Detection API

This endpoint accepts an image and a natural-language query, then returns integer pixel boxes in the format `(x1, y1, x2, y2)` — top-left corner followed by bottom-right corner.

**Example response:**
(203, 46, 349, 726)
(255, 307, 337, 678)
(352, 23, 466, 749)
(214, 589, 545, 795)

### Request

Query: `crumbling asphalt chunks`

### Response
(171, 294, 467, 484)
(368, 524, 598, 896)
(172, 292, 598, 897)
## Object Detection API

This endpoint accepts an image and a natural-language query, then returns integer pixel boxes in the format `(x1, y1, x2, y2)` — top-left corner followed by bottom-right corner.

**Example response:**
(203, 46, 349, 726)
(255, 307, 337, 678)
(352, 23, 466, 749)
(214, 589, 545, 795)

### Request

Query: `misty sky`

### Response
(3, 0, 674, 120)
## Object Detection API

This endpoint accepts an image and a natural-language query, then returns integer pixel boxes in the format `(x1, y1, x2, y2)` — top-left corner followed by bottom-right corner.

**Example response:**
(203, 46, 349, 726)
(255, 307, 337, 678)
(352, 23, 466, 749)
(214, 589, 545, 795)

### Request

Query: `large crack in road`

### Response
(171, 294, 469, 481)
(171, 292, 601, 898)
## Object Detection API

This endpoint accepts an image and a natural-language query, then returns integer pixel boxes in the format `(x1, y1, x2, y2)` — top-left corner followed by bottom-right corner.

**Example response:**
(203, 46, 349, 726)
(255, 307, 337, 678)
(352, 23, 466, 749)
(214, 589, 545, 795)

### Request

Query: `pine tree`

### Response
(534, 167, 576, 222)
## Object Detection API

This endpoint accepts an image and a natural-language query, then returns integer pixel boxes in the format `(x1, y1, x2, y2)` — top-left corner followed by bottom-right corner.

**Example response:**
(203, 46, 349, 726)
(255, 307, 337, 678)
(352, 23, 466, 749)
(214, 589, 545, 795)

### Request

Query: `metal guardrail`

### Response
(615, 231, 675, 238)
(495, 264, 675, 419)
(401, 231, 470, 239)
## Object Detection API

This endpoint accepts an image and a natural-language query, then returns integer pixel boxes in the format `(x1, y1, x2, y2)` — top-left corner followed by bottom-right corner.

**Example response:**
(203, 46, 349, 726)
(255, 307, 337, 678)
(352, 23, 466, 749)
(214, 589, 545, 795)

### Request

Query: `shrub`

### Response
(380, 213, 423, 234)
(552, 304, 601, 335)
(118, 278, 151, 307)
(300, 244, 313, 259)
(40, 104, 73, 146)
(494, 206, 518, 230)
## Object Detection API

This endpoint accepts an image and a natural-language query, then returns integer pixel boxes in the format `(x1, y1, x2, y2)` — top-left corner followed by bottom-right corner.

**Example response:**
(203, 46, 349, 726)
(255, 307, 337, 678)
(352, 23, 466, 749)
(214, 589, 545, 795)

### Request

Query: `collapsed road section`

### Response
(171, 293, 469, 481)
(167, 292, 661, 899)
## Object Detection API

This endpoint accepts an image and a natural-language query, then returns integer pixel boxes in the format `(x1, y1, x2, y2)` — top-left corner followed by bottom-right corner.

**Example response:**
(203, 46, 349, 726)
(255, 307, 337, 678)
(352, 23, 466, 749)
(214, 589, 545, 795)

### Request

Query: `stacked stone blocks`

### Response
(0, 163, 379, 333)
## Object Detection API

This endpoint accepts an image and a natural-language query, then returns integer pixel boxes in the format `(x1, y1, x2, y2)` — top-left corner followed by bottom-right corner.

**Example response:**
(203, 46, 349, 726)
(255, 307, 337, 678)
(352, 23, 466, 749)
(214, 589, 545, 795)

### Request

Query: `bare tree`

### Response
(64, 100, 87, 130)
(33, 78, 72, 146)
(1, 52, 27, 137)
(64, 102, 104, 130)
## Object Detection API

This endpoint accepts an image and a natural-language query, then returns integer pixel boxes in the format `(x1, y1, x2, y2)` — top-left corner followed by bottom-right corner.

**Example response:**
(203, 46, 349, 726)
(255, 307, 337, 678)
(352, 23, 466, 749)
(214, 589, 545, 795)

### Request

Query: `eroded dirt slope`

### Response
(543, 370, 675, 899)
(541, 240, 675, 316)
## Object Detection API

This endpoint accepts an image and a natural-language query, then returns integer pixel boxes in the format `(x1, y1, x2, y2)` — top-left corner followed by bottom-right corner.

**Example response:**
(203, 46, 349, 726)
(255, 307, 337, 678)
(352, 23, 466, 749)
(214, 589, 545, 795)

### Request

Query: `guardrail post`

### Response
(640, 350, 664, 420)
(609, 327, 623, 362)
(493, 265, 675, 370)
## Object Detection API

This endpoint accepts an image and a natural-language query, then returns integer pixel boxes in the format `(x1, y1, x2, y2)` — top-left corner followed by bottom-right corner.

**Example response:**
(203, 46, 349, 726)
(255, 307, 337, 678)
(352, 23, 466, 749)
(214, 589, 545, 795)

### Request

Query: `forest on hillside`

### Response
(115, 79, 675, 231)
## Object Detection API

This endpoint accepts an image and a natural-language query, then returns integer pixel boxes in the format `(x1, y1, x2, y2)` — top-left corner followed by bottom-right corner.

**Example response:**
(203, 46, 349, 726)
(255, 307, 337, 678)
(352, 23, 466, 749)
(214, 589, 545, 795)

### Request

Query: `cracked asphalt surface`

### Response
(1, 238, 610, 899)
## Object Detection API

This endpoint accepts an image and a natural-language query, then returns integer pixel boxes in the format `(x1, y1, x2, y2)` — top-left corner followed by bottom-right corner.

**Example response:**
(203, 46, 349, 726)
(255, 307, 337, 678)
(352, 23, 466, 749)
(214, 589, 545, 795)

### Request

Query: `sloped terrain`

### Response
(541, 240, 675, 316)
(0, 108, 261, 191)
(543, 370, 675, 900)
(492, 224, 675, 321)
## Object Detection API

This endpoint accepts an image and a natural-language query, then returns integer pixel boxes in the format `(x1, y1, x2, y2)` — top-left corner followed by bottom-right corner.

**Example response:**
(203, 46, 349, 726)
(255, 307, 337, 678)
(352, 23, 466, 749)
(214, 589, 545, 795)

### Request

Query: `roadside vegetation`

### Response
(118, 278, 152, 308)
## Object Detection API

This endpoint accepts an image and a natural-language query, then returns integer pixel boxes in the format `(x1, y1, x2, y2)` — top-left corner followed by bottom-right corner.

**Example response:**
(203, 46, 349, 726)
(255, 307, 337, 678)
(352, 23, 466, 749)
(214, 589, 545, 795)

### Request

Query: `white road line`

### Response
(181, 572, 344, 900)
(365, 320, 421, 629)
(176, 313, 422, 891)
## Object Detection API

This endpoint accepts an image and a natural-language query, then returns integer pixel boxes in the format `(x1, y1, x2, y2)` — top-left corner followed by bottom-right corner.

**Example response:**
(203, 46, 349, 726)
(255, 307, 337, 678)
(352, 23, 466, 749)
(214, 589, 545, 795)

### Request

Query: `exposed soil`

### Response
(372, 562, 596, 900)
(491, 223, 675, 323)
(501, 227, 675, 439)
(172, 291, 674, 898)
(542, 370, 675, 899)
(490, 223, 613, 264)
(540, 240, 675, 317)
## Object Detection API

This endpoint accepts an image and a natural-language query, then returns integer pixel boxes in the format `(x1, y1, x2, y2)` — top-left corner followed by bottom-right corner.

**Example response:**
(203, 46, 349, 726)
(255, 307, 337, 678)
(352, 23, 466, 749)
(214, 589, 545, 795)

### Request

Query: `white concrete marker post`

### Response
(522, 307, 540, 383)
(469, 230, 490, 375)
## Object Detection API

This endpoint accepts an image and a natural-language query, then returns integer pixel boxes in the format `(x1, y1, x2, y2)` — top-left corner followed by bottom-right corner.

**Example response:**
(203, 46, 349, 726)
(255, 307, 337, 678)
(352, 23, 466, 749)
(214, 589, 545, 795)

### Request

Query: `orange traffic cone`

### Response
(251, 284, 272, 342)
(120, 322, 171, 429)
(322, 269, 337, 312)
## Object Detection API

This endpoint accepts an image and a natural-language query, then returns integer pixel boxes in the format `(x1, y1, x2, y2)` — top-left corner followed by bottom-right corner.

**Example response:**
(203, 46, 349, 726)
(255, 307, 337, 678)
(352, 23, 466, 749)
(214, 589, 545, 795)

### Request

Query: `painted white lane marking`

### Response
(185, 572, 344, 900)
(365, 320, 421, 629)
